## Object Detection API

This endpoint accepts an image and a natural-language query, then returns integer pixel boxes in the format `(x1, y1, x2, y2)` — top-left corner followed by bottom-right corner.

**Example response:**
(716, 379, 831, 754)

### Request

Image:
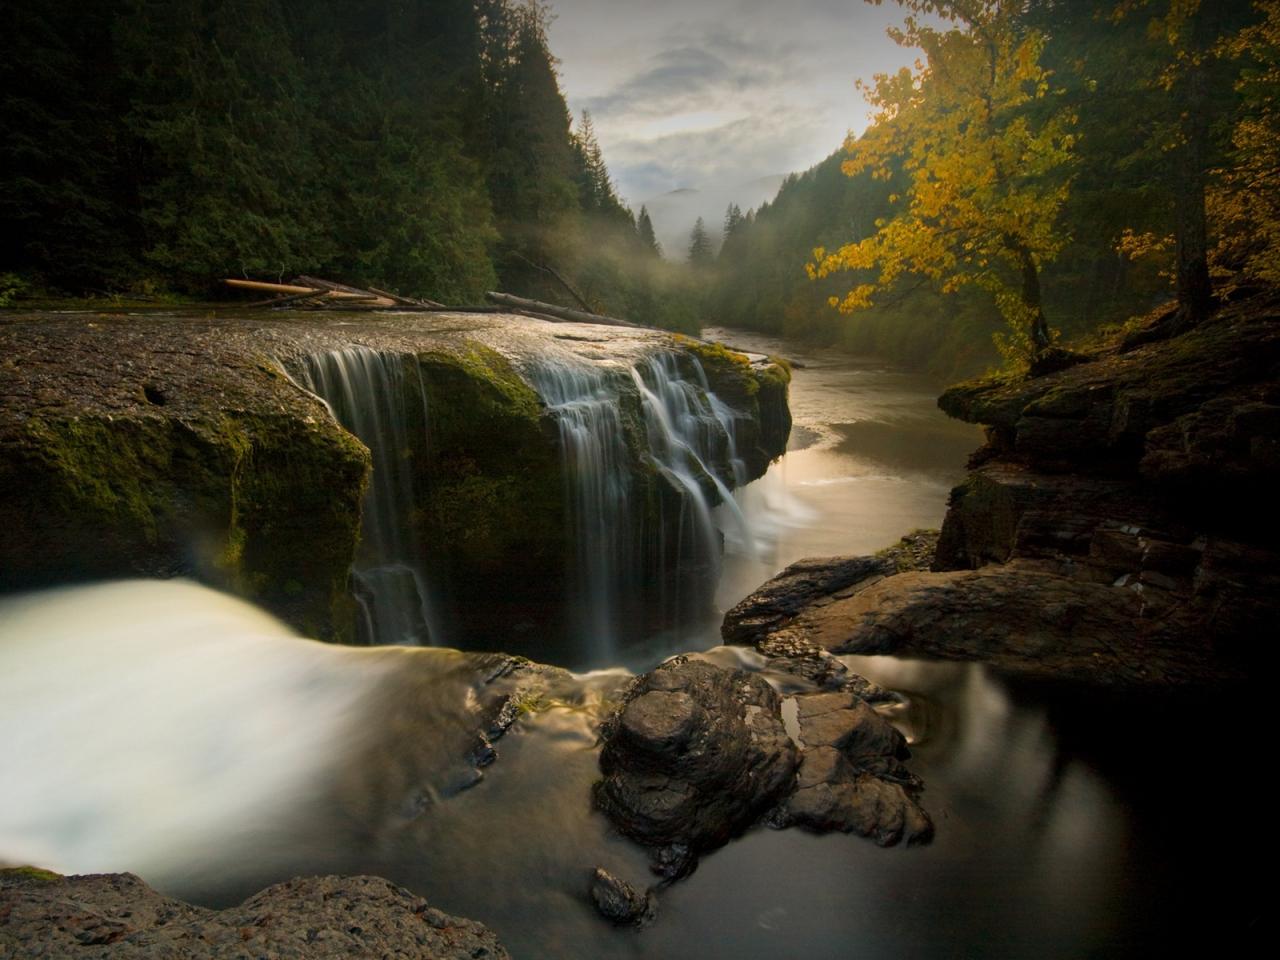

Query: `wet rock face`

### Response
(594, 658, 799, 851)
(721, 555, 892, 647)
(0, 870, 510, 959)
(779, 692, 931, 846)
(590, 658, 932, 918)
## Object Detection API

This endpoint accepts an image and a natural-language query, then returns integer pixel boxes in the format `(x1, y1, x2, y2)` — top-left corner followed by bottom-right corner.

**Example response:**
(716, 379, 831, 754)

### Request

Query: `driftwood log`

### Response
(484, 292, 638, 328)
(224, 278, 396, 307)
(224, 276, 643, 331)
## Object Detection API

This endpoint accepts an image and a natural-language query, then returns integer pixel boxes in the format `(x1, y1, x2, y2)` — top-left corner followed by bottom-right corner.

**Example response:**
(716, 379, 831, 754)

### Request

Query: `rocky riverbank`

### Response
(0, 868, 510, 958)
(725, 291, 1279, 687)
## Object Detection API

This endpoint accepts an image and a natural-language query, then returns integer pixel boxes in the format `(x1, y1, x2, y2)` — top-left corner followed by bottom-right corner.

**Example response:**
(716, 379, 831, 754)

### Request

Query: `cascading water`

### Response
(288, 347, 440, 646)
(631, 352, 754, 628)
(526, 362, 634, 654)
(527, 350, 755, 653)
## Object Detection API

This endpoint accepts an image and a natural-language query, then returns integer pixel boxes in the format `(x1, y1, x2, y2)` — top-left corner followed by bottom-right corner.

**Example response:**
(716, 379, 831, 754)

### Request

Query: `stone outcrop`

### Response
(725, 292, 1280, 687)
(590, 657, 930, 918)
(0, 310, 789, 644)
(0, 869, 509, 959)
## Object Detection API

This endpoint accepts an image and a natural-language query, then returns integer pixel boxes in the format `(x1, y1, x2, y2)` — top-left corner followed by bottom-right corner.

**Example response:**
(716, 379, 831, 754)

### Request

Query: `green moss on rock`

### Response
(0, 866, 63, 886)
(410, 343, 568, 642)
(0, 410, 369, 641)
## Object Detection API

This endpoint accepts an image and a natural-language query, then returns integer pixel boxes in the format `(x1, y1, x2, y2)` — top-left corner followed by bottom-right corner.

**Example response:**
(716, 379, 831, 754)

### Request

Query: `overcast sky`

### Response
(545, 0, 926, 206)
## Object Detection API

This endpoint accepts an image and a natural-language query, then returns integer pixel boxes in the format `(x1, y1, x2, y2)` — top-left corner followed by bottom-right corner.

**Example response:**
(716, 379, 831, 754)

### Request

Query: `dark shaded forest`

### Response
(709, 0, 1275, 377)
(0, 0, 693, 327)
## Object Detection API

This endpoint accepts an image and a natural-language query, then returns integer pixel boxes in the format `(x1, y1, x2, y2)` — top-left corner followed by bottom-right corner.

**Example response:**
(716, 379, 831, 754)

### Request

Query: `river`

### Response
(0, 330, 1257, 956)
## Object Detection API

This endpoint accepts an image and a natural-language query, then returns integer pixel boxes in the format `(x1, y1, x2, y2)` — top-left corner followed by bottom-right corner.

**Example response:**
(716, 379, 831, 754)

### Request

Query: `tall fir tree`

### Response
(688, 217, 714, 267)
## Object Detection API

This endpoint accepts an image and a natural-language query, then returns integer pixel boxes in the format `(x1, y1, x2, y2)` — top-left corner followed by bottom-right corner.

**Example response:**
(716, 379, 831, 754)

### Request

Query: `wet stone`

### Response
(589, 869, 656, 926)
(620, 691, 699, 755)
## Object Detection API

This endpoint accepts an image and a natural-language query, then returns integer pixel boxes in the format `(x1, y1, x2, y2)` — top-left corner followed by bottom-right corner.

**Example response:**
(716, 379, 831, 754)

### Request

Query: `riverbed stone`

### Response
(593, 658, 933, 894)
(588, 868, 656, 926)
(794, 692, 909, 759)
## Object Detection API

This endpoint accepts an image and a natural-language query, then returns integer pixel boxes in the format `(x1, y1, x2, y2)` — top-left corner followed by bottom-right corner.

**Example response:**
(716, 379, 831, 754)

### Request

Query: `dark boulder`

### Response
(588, 868, 656, 926)
(594, 657, 799, 852)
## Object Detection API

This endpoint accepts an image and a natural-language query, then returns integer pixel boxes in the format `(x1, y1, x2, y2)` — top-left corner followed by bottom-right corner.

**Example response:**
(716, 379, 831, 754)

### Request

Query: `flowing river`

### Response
(0, 330, 1256, 956)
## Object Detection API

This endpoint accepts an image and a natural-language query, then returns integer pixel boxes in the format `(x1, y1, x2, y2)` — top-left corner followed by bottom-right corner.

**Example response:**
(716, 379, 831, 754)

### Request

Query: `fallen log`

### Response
(368, 286, 445, 308)
(244, 288, 328, 308)
(224, 278, 396, 307)
(484, 291, 638, 328)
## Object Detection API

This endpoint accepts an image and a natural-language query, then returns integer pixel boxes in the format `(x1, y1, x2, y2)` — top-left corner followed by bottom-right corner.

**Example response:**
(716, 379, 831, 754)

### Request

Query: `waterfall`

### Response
(526, 363, 634, 654)
(529, 351, 754, 652)
(288, 348, 440, 646)
(631, 353, 754, 625)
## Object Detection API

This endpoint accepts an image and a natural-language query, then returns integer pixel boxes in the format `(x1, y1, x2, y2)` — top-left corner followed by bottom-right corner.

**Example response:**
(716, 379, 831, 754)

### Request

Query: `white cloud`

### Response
(548, 0, 927, 202)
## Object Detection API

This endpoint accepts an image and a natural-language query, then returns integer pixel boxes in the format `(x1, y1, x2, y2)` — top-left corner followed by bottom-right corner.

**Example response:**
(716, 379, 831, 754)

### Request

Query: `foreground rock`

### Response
(725, 292, 1279, 687)
(779, 691, 931, 845)
(0, 869, 509, 959)
(595, 658, 799, 855)
(591, 657, 930, 917)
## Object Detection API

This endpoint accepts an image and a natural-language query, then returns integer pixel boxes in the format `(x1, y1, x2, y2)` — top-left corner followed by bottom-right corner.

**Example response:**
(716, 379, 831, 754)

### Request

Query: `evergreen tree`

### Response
(637, 205, 662, 256)
(688, 217, 714, 267)
(722, 203, 744, 243)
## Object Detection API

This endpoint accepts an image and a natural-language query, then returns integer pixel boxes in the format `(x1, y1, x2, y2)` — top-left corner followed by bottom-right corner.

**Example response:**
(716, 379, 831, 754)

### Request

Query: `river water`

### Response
(0, 331, 1258, 956)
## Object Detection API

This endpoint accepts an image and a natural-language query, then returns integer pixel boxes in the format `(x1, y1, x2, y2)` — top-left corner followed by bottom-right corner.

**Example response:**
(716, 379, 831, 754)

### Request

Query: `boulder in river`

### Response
(592, 657, 931, 890)
(594, 657, 799, 852)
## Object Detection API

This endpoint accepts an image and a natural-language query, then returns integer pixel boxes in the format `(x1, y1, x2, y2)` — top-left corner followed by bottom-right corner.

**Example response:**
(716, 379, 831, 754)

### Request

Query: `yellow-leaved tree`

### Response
(808, 0, 1077, 362)
(1211, 0, 1280, 286)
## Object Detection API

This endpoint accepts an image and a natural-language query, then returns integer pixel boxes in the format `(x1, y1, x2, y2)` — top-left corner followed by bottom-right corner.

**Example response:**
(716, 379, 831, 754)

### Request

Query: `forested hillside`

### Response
(711, 0, 1271, 378)
(0, 0, 694, 326)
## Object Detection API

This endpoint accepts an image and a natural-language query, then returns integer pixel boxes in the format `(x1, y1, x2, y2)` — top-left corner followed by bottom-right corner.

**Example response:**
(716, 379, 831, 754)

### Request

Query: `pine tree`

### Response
(688, 217, 715, 267)
(637, 205, 662, 256)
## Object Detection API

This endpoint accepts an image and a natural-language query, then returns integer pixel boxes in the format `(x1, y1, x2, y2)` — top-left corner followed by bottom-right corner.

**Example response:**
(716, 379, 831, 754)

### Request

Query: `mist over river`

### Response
(0, 332, 1258, 957)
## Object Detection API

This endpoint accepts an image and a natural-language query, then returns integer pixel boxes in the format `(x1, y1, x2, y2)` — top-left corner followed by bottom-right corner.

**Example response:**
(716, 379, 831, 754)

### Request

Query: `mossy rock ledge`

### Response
(0, 310, 791, 644)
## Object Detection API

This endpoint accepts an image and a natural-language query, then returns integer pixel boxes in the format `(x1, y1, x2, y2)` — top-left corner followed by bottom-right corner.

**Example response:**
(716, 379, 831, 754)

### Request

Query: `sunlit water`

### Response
(0, 333, 1259, 955)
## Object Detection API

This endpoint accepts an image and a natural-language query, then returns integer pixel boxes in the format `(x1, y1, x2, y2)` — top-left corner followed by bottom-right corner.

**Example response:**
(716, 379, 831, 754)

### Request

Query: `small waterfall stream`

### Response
(526, 362, 634, 654)
(288, 347, 440, 646)
(527, 350, 755, 651)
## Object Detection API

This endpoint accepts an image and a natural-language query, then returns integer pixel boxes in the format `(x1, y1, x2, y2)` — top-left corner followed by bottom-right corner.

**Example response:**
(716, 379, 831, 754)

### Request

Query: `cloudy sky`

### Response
(545, 0, 927, 207)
